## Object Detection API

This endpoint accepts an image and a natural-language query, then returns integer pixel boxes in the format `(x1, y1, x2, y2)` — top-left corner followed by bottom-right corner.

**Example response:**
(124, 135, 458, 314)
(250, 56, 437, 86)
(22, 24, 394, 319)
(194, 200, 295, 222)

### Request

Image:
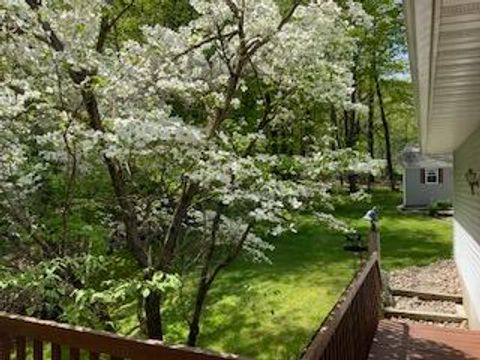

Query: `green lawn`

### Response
(337, 189, 453, 270)
(163, 189, 453, 359)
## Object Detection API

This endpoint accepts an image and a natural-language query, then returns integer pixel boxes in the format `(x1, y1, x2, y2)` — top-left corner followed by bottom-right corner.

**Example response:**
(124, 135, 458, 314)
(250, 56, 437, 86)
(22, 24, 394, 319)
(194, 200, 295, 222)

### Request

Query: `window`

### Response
(425, 168, 439, 184)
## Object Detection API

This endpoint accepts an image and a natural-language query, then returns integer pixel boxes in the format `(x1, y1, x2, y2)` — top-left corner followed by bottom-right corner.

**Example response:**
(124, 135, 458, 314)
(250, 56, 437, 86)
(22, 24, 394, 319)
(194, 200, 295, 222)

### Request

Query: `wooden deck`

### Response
(369, 320, 480, 360)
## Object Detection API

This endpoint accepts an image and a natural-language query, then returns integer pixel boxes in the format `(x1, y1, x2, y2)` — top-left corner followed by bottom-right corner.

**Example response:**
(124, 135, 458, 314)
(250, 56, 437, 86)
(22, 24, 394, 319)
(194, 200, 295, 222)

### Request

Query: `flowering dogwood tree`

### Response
(0, 0, 379, 345)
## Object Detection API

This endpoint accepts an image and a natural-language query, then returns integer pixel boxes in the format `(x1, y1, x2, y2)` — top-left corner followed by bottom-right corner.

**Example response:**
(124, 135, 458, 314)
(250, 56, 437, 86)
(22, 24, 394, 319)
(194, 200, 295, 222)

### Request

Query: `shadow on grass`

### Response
(197, 286, 314, 359)
(193, 220, 355, 359)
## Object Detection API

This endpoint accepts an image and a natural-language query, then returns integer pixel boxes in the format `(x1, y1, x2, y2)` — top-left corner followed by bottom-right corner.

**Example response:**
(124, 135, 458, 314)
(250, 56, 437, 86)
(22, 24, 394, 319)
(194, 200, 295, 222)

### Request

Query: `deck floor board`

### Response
(369, 320, 480, 359)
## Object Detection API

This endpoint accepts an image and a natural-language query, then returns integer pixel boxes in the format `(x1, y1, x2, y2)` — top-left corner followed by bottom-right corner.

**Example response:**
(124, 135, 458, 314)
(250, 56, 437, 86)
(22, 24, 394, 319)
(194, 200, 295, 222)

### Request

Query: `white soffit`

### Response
(406, 0, 480, 154)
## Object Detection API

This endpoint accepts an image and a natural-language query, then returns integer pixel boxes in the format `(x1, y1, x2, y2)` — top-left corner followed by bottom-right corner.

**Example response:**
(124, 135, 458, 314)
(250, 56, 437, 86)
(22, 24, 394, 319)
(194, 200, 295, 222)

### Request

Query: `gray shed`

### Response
(401, 146, 453, 207)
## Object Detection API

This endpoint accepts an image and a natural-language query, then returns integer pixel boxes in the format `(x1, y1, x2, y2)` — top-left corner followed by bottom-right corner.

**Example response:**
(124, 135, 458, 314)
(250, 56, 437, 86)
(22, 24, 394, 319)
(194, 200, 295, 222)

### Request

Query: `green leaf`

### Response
(76, 23, 86, 33)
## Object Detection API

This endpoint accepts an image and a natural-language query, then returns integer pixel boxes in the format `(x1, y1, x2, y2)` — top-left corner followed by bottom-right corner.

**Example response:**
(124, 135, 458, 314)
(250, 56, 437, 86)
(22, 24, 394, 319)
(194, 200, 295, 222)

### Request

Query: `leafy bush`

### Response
(428, 201, 452, 216)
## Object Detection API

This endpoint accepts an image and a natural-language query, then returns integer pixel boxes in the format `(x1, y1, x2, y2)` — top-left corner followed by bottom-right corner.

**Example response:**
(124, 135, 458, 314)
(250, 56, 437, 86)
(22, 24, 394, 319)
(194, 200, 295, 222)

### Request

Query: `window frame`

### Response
(425, 168, 439, 185)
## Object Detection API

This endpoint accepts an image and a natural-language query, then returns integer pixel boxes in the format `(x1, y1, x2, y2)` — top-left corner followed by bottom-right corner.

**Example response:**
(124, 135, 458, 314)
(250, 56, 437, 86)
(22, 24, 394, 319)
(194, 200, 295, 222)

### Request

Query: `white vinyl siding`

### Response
(453, 124, 480, 329)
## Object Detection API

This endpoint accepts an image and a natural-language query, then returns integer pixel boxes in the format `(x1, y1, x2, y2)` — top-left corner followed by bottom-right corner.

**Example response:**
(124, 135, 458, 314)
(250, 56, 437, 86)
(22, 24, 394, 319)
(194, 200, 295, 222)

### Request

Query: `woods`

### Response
(0, 0, 415, 356)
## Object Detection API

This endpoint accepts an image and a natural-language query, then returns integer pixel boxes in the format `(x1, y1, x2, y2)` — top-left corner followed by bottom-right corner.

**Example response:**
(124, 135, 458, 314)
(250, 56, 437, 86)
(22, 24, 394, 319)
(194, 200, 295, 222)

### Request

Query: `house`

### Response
(401, 146, 453, 207)
(405, 0, 480, 329)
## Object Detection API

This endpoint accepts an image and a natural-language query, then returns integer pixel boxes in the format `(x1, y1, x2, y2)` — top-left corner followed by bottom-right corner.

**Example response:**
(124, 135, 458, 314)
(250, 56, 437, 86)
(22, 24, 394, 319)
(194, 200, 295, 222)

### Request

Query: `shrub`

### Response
(428, 201, 452, 216)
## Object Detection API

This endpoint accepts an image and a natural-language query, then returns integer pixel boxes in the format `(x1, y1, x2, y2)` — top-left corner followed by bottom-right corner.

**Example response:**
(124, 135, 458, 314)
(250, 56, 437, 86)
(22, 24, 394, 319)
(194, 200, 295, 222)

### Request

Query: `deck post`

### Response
(0, 333, 11, 360)
(368, 228, 381, 266)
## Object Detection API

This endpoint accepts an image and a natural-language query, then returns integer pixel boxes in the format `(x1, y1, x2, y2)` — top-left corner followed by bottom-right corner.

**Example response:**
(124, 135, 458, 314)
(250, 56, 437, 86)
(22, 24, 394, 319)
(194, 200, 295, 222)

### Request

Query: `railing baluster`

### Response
(70, 347, 80, 360)
(51, 343, 62, 360)
(0, 333, 10, 360)
(33, 340, 43, 360)
(0, 311, 235, 360)
(16, 337, 26, 360)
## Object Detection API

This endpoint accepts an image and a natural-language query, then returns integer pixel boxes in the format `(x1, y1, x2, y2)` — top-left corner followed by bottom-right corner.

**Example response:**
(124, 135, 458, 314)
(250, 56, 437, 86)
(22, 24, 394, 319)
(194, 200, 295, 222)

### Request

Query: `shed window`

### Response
(425, 168, 439, 184)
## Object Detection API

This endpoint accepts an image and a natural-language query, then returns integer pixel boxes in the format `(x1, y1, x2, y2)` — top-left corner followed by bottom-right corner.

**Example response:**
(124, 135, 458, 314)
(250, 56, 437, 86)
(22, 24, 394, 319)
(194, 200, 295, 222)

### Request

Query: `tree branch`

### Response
(23, 0, 146, 265)
(206, 0, 302, 139)
(96, 1, 135, 53)
(246, 0, 301, 57)
(159, 178, 198, 270)
(206, 222, 253, 286)
(173, 30, 239, 61)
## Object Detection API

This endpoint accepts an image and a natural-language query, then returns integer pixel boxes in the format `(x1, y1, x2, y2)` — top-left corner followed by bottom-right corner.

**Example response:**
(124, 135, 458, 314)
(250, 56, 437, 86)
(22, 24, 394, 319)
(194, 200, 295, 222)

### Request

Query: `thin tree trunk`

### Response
(144, 180, 198, 341)
(375, 74, 395, 191)
(344, 69, 359, 193)
(344, 110, 358, 193)
(160, 180, 198, 270)
(343, 109, 356, 192)
(367, 88, 375, 159)
(330, 104, 344, 186)
(187, 209, 221, 346)
(187, 280, 209, 346)
(145, 290, 163, 340)
(367, 85, 375, 191)
(187, 223, 252, 346)
(330, 104, 341, 150)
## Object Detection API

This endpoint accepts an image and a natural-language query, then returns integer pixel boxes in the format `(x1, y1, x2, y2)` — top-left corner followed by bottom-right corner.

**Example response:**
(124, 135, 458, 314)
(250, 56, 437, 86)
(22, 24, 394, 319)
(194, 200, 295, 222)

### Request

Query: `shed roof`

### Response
(401, 146, 452, 168)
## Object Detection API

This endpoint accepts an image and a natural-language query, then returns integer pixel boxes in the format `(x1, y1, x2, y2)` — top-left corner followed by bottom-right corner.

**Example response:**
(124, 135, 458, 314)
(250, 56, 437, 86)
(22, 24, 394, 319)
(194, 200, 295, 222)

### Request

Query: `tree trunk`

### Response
(330, 105, 344, 186)
(160, 181, 198, 270)
(367, 85, 375, 190)
(347, 173, 358, 193)
(74, 78, 147, 266)
(145, 290, 163, 340)
(187, 280, 209, 346)
(330, 104, 342, 150)
(187, 221, 252, 347)
(344, 109, 358, 193)
(343, 68, 359, 193)
(375, 75, 395, 191)
(187, 209, 221, 346)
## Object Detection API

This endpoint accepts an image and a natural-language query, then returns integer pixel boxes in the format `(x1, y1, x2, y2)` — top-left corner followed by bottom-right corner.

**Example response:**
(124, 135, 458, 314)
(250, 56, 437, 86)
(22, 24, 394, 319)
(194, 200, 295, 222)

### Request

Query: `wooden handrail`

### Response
(0, 312, 242, 360)
(300, 252, 382, 360)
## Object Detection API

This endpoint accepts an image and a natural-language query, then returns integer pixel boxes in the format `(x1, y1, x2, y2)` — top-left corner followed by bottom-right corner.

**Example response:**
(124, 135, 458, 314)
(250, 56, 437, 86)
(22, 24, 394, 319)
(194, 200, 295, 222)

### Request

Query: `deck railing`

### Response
(0, 312, 240, 360)
(300, 252, 382, 360)
(0, 252, 382, 360)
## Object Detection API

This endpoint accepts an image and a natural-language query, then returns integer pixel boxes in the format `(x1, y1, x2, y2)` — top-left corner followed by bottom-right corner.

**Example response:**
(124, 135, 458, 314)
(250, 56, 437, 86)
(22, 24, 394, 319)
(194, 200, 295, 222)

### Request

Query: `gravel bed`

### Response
(389, 317, 468, 329)
(389, 259, 462, 295)
(393, 296, 457, 314)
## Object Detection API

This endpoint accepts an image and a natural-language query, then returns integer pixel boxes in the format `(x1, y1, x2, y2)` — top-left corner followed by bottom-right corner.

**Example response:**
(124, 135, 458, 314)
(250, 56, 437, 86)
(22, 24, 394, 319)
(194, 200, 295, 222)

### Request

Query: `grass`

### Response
(194, 219, 355, 359)
(138, 189, 453, 359)
(336, 189, 453, 270)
